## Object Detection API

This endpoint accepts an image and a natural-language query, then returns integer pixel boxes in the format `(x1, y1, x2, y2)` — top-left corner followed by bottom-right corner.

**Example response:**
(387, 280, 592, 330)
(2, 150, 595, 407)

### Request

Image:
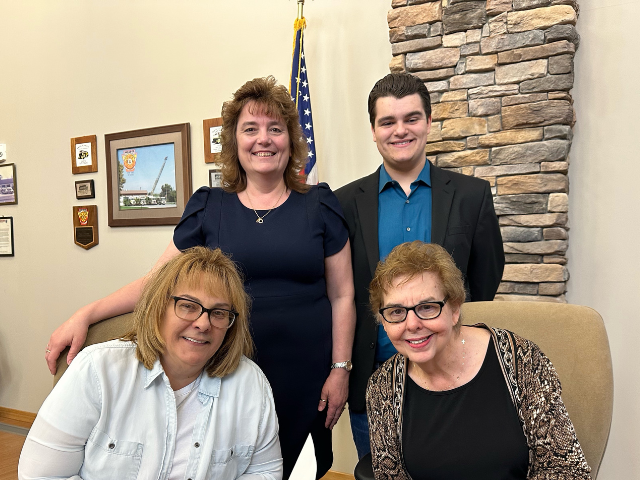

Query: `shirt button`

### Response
(370, 342, 375, 349)
(407, 227, 411, 232)
(108, 443, 115, 449)
(194, 442, 200, 448)
(406, 200, 410, 204)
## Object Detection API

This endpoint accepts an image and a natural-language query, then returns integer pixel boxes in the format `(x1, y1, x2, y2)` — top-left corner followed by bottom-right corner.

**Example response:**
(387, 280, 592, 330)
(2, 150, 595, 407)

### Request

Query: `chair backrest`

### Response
(461, 301, 613, 479)
(53, 312, 134, 385)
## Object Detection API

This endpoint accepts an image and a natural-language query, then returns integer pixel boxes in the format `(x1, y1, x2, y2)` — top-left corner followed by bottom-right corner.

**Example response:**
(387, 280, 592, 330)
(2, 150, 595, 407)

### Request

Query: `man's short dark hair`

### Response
(368, 73, 432, 126)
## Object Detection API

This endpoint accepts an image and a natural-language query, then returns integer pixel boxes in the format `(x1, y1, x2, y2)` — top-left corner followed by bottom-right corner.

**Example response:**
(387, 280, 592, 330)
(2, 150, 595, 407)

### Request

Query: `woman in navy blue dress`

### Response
(46, 76, 356, 480)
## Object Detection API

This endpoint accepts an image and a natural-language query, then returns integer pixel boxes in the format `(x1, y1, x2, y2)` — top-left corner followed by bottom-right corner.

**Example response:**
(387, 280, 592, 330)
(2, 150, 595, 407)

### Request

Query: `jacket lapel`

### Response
(430, 162, 454, 246)
(355, 168, 381, 278)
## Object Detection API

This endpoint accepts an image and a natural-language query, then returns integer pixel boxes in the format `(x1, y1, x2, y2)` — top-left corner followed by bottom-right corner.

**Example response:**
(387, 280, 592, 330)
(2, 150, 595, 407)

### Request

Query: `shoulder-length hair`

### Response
(369, 241, 467, 332)
(122, 246, 253, 377)
(219, 76, 310, 194)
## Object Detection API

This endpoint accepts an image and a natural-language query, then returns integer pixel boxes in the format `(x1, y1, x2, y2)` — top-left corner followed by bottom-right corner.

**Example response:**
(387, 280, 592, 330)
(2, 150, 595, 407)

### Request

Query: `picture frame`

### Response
(203, 118, 223, 164)
(0, 163, 17, 205)
(209, 167, 223, 188)
(105, 123, 192, 227)
(0, 217, 14, 256)
(71, 135, 98, 174)
(75, 179, 95, 199)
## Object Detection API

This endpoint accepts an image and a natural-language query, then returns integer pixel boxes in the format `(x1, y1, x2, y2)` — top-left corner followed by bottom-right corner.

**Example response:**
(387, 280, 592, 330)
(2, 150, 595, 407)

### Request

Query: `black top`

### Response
(402, 337, 529, 480)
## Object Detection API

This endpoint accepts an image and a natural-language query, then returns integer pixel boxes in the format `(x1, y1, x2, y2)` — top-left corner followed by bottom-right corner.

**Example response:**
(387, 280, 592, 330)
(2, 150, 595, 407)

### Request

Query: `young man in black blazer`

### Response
(334, 73, 504, 458)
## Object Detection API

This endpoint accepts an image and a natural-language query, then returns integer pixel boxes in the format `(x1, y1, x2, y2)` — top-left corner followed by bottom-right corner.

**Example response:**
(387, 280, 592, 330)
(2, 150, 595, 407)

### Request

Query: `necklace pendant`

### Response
(256, 218, 264, 224)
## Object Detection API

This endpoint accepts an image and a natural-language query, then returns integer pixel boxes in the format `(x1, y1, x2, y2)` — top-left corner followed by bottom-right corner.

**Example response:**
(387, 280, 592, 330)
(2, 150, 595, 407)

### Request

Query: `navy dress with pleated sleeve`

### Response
(173, 183, 348, 478)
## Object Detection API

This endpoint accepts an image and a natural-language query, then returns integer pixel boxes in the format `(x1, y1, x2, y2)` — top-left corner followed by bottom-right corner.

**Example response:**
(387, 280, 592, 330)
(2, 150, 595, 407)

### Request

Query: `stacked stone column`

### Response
(389, 0, 579, 302)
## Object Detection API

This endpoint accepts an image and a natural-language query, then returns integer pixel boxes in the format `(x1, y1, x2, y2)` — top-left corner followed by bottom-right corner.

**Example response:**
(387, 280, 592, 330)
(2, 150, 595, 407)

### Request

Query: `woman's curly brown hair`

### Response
(219, 76, 310, 193)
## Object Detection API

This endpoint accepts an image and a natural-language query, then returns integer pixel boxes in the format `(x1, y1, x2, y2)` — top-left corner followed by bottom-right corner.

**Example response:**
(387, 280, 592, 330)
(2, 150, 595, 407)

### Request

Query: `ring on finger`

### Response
(320, 398, 327, 403)
(45, 349, 51, 354)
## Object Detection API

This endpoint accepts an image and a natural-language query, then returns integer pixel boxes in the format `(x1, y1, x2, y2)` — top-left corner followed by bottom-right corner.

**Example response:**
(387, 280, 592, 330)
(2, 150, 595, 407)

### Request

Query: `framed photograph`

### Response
(203, 118, 223, 164)
(0, 163, 17, 205)
(0, 217, 14, 256)
(75, 179, 95, 199)
(209, 167, 223, 188)
(71, 135, 98, 174)
(105, 123, 192, 227)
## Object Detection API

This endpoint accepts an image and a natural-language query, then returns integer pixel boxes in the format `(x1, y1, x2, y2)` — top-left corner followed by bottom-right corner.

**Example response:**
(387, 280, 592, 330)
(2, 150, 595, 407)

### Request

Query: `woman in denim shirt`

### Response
(19, 247, 282, 480)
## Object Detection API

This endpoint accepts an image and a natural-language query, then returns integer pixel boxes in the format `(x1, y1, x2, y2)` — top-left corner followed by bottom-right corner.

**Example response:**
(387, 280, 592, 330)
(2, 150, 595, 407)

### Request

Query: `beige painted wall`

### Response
(569, 1, 640, 479)
(0, 0, 390, 474)
(2, 0, 638, 478)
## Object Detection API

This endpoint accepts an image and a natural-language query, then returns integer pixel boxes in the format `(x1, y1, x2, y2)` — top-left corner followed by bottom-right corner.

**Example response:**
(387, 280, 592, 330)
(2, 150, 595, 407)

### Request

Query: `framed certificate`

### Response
(0, 217, 15, 256)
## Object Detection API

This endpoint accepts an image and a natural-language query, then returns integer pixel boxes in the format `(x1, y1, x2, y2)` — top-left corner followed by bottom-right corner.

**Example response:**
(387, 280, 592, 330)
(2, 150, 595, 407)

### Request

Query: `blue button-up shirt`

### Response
(376, 161, 432, 362)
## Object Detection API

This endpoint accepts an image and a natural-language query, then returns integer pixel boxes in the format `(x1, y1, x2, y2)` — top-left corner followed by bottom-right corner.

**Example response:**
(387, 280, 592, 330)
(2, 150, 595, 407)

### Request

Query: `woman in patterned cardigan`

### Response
(366, 241, 591, 480)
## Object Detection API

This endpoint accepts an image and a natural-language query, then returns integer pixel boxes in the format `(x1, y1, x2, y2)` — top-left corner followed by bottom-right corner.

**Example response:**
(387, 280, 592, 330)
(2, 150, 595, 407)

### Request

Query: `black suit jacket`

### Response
(335, 162, 505, 412)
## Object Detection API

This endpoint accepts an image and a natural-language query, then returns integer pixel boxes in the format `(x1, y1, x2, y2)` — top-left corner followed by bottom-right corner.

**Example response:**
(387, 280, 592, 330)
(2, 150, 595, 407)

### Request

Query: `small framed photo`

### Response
(209, 167, 223, 188)
(71, 135, 98, 174)
(75, 179, 95, 199)
(0, 217, 14, 256)
(203, 118, 223, 164)
(0, 163, 17, 205)
(105, 123, 192, 227)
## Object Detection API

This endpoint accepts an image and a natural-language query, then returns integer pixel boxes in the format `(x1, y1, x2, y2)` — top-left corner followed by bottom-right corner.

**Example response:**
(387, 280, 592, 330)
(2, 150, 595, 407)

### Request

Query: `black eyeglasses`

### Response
(379, 297, 448, 324)
(170, 296, 236, 329)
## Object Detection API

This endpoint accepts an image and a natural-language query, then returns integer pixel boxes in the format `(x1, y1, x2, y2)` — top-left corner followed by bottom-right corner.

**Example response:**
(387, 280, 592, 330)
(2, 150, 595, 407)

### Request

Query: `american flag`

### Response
(290, 17, 318, 184)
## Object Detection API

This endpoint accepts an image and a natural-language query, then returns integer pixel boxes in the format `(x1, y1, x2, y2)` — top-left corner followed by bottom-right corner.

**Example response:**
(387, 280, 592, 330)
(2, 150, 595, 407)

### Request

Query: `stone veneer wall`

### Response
(388, 0, 579, 302)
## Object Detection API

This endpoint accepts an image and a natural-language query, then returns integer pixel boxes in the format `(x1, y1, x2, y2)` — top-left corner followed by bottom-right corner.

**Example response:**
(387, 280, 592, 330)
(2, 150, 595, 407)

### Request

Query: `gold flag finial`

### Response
(297, 0, 304, 20)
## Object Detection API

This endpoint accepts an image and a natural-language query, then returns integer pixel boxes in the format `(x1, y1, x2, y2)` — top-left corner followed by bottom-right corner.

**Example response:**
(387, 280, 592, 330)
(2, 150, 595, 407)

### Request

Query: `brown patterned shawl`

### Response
(366, 324, 592, 480)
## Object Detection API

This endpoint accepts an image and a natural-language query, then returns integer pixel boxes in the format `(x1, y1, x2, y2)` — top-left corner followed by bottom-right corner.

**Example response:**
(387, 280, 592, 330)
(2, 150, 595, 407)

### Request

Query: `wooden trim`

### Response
(0, 407, 36, 429)
(320, 471, 355, 480)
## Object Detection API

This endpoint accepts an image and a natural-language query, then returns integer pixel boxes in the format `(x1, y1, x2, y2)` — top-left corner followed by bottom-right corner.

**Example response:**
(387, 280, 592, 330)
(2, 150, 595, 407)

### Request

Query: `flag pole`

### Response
(297, 0, 304, 20)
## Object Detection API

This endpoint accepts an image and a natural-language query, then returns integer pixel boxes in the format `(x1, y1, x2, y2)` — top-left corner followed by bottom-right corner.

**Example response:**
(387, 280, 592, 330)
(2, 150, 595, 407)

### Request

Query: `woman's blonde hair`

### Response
(219, 76, 310, 194)
(369, 241, 466, 331)
(122, 246, 253, 377)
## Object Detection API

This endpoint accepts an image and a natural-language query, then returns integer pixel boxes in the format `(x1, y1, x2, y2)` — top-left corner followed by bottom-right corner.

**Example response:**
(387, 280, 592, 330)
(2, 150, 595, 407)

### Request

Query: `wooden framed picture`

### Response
(0, 163, 17, 205)
(0, 217, 14, 256)
(75, 179, 95, 199)
(203, 118, 223, 164)
(71, 135, 98, 174)
(105, 123, 192, 227)
(209, 167, 223, 188)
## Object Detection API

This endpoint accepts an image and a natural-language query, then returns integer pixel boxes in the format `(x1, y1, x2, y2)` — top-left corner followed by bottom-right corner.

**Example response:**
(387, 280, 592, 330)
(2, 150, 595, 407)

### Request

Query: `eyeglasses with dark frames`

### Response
(379, 297, 449, 324)
(170, 296, 236, 329)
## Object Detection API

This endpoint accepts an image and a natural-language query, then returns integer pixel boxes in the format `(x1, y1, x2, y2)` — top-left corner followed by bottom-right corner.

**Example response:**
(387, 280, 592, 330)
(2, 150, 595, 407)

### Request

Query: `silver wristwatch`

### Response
(330, 360, 353, 372)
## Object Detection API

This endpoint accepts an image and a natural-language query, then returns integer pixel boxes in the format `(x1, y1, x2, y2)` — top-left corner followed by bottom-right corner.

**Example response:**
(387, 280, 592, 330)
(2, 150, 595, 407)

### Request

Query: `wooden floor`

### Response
(0, 431, 25, 480)
(0, 429, 354, 480)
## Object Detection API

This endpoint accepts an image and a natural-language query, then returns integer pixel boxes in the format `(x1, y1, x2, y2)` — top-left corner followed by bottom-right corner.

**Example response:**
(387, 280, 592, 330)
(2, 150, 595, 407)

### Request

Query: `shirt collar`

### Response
(378, 159, 432, 194)
(144, 358, 221, 398)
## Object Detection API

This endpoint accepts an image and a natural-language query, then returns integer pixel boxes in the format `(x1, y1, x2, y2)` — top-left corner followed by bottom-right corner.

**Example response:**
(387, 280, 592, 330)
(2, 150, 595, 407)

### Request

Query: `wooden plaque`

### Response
(73, 205, 99, 249)
(203, 118, 223, 164)
(71, 135, 98, 174)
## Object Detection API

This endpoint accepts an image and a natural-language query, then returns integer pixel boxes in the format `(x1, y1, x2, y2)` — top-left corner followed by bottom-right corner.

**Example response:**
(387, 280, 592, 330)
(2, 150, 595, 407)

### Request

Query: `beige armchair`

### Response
(354, 301, 613, 479)
(55, 302, 614, 478)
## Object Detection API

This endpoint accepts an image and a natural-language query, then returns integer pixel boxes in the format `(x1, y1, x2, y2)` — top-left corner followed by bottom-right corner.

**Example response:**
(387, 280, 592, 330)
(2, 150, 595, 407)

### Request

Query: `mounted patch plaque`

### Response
(73, 205, 99, 250)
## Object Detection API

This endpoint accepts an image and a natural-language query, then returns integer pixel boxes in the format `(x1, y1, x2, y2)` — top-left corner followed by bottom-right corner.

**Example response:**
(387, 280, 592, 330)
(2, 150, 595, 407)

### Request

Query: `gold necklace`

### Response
(246, 186, 287, 224)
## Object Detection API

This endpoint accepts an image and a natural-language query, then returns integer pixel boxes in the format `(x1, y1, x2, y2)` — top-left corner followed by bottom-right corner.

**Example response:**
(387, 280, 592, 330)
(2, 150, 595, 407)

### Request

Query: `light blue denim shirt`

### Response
(19, 340, 282, 480)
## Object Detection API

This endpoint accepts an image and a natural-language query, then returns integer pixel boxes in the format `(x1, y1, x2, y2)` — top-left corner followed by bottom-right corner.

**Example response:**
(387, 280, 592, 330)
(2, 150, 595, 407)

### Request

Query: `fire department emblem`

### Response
(78, 208, 89, 225)
(122, 150, 137, 173)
